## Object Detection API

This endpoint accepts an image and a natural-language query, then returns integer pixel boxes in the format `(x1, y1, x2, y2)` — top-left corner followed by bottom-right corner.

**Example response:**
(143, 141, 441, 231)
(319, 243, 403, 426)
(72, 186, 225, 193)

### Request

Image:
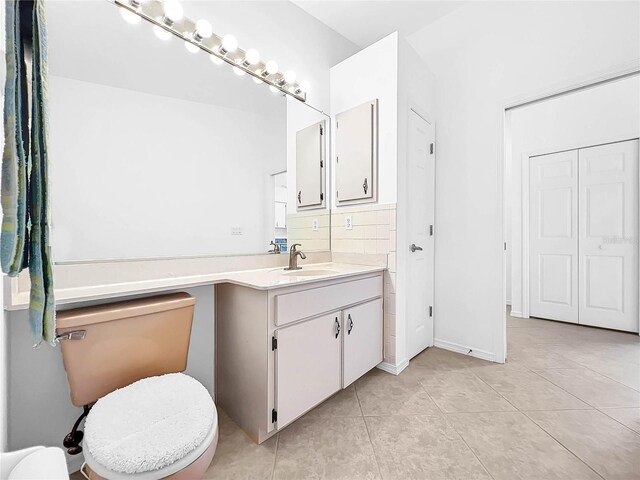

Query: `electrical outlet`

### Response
(345, 216, 353, 230)
(231, 227, 243, 236)
(312, 219, 319, 231)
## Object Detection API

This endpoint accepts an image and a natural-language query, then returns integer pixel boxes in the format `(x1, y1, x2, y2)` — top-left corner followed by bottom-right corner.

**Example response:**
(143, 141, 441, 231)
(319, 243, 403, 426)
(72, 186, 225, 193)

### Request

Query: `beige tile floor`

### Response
(204, 311, 640, 480)
(73, 311, 640, 479)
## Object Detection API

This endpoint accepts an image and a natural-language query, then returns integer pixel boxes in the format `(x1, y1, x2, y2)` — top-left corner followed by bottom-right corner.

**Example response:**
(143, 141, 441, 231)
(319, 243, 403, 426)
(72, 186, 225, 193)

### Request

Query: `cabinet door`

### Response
(336, 100, 377, 203)
(296, 121, 324, 208)
(343, 299, 383, 387)
(275, 312, 342, 429)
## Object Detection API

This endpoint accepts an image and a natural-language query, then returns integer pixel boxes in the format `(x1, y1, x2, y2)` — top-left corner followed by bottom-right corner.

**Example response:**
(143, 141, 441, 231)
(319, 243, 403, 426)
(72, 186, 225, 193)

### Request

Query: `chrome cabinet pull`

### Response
(363, 178, 368, 194)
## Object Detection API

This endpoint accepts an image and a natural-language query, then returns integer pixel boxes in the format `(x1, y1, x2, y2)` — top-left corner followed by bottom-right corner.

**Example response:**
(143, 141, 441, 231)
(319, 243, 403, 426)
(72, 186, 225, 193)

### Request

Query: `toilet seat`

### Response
(83, 373, 217, 479)
(83, 422, 218, 480)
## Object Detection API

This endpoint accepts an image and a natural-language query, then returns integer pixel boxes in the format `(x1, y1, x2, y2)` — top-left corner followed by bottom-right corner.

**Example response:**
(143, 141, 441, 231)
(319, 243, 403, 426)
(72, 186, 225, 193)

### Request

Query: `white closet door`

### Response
(578, 140, 639, 332)
(530, 150, 579, 323)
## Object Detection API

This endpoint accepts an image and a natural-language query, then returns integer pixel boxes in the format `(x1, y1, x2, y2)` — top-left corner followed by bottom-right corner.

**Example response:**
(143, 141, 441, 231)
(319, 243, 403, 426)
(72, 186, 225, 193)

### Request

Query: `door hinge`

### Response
(430, 225, 434, 236)
(504, 242, 507, 251)
(320, 160, 324, 168)
(430, 143, 434, 154)
(320, 193, 324, 201)
(271, 409, 277, 423)
(271, 336, 277, 351)
(429, 306, 433, 317)
(320, 125, 323, 135)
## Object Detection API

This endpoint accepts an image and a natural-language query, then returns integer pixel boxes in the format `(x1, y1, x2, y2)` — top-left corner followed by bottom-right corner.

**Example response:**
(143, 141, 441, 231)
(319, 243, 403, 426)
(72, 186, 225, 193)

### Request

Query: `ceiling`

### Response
(291, 0, 467, 48)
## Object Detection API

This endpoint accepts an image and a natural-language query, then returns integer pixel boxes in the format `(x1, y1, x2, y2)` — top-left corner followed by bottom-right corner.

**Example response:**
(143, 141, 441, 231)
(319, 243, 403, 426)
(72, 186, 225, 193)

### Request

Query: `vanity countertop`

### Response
(5, 262, 386, 310)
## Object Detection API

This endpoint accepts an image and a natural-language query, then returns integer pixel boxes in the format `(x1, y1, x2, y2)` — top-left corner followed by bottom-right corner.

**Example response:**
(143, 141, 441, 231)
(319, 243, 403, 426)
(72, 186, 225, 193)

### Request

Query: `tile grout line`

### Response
(415, 370, 497, 480)
(354, 382, 384, 480)
(520, 410, 606, 480)
(594, 407, 640, 437)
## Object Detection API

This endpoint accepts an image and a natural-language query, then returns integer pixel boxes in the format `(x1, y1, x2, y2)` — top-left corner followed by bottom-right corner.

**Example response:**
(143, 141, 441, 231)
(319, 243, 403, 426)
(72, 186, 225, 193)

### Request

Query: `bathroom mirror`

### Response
(45, 1, 330, 261)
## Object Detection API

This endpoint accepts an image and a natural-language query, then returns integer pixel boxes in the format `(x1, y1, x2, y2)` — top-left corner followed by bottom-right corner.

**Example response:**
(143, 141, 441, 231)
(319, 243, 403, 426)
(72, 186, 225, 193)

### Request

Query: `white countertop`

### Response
(6, 262, 386, 310)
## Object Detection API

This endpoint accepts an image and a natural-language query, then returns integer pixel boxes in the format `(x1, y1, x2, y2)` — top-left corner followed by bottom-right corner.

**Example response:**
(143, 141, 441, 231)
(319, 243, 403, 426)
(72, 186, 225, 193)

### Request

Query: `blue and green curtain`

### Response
(1, 0, 55, 346)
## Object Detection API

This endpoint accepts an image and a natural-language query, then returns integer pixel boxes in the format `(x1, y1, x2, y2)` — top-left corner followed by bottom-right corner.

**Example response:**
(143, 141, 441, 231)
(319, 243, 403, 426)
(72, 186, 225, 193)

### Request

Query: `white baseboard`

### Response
(509, 310, 524, 318)
(377, 358, 409, 375)
(434, 339, 497, 363)
(67, 454, 84, 474)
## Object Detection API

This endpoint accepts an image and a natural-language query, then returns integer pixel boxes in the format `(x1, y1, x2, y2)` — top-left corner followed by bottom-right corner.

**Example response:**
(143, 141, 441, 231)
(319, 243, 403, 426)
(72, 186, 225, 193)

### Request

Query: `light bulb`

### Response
(195, 19, 213, 39)
(185, 41, 199, 53)
(269, 85, 279, 93)
(244, 48, 260, 65)
(209, 54, 223, 65)
(119, 7, 141, 24)
(163, 0, 183, 22)
(265, 60, 278, 75)
(299, 81, 311, 93)
(232, 66, 245, 76)
(253, 77, 264, 85)
(153, 25, 172, 41)
(283, 70, 296, 84)
(221, 34, 238, 53)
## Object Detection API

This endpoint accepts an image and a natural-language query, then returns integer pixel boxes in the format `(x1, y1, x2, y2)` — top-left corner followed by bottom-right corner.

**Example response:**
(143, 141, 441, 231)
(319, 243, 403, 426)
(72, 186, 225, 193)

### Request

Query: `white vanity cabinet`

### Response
(216, 272, 383, 443)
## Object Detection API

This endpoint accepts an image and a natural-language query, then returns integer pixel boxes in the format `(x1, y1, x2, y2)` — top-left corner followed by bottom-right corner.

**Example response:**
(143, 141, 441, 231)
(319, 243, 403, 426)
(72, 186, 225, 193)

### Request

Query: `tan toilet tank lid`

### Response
(56, 292, 196, 329)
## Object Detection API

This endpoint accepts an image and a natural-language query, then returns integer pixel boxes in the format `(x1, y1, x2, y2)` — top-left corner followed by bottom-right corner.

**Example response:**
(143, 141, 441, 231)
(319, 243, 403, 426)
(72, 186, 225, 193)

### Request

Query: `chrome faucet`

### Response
(285, 243, 306, 270)
(268, 240, 280, 254)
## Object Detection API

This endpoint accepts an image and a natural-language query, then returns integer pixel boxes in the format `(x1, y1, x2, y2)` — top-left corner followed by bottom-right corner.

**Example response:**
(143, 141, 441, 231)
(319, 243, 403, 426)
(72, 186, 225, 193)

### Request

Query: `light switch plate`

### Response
(312, 219, 319, 231)
(231, 227, 243, 236)
(345, 216, 353, 230)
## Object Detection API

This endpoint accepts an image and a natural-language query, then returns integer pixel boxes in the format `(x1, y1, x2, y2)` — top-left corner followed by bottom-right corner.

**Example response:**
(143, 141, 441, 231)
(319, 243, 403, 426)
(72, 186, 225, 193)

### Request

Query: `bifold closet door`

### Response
(530, 150, 579, 323)
(578, 140, 639, 332)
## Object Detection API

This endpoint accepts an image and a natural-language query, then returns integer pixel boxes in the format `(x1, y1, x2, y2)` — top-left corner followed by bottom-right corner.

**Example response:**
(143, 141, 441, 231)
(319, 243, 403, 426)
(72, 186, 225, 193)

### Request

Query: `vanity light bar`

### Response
(111, 0, 308, 102)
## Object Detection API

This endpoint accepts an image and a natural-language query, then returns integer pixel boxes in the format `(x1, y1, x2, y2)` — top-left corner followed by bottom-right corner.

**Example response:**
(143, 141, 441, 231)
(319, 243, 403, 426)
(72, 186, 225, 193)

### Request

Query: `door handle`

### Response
(335, 317, 341, 338)
(347, 314, 353, 335)
(410, 244, 423, 252)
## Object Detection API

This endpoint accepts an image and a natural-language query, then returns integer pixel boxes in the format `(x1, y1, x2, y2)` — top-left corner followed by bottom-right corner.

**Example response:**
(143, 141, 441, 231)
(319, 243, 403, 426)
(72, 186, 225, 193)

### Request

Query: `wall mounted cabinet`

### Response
(296, 120, 326, 209)
(216, 273, 383, 443)
(335, 99, 378, 205)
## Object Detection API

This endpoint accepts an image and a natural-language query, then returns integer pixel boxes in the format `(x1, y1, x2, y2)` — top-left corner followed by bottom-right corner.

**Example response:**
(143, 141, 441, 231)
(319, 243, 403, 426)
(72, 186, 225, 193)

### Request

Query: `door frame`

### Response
(519, 138, 640, 320)
(402, 104, 436, 361)
(498, 60, 640, 363)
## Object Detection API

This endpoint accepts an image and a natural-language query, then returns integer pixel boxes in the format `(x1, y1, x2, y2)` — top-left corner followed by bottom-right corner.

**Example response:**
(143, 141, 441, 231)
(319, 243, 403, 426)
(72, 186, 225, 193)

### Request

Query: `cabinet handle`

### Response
(298, 191, 302, 204)
(334, 317, 340, 338)
(347, 314, 353, 335)
(363, 178, 368, 194)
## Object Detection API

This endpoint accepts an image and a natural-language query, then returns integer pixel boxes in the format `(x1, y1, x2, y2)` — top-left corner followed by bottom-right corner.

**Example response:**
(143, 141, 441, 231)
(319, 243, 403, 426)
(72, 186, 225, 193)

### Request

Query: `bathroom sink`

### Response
(283, 269, 341, 277)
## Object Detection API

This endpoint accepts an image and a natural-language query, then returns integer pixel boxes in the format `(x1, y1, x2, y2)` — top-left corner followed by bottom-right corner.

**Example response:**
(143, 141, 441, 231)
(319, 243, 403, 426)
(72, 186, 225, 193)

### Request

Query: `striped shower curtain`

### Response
(1, 0, 55, 346)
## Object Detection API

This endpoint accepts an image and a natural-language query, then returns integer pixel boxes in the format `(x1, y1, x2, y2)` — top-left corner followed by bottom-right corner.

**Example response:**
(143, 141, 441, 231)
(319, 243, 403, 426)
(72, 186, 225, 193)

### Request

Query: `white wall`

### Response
(330, 32, 399, 205)
(508, 74, 640, 317)
(408, 1, 640, 361)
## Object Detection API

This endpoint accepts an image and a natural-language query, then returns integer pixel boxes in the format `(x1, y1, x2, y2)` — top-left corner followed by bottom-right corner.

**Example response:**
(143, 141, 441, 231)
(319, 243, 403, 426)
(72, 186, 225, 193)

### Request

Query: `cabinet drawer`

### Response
(275, 275, 382, 326)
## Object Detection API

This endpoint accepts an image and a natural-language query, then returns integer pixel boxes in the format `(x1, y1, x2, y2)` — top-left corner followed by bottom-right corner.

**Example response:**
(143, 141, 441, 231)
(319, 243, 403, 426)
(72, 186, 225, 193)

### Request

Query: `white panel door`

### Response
(343, 299, 383, 387)
(296, 121, 324, 208)
(530, 150, 579, 323)
(275, 312, 341, 429)
(335, 100, 376, 203)
(578, 140, 639, 332)
(406, 111, 435, 359)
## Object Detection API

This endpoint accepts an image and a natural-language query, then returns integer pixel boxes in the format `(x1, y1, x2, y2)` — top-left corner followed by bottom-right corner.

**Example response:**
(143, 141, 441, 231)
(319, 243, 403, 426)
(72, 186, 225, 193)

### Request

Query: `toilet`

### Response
(56, 293, 218, 479)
